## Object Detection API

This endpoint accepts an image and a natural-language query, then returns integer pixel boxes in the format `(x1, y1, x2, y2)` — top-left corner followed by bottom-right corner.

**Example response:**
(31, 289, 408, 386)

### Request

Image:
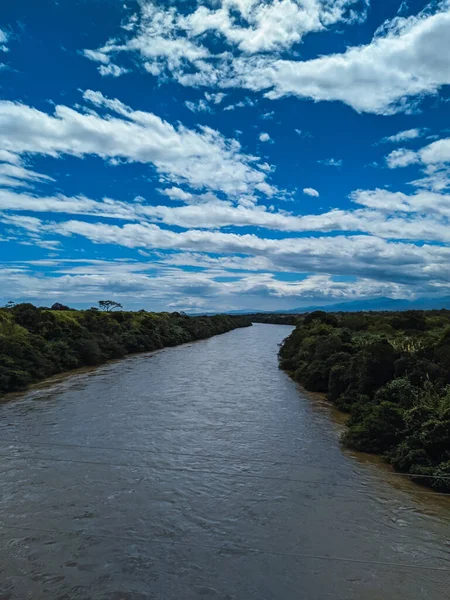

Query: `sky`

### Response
(0, 0, 449, 312)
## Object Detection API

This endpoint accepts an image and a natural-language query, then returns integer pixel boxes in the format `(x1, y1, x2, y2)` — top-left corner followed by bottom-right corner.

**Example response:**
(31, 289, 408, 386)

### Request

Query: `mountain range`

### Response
(218, 296, 450, 315)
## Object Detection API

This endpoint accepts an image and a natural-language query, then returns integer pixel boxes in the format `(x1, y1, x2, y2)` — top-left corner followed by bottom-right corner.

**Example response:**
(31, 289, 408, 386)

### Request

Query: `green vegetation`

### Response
(246, 313, 300, 325)
(0, 303, 251, 396)
(279, 310, 450, 491)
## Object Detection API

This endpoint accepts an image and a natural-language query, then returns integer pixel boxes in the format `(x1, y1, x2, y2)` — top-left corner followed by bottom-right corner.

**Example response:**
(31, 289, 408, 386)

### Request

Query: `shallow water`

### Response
(0, 324, 449, 599)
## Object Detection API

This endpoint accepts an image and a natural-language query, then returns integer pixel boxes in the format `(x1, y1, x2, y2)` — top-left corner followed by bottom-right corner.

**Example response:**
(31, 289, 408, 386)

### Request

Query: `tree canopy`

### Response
(279, 309, 450, 491)
(0, 304, 250, 396)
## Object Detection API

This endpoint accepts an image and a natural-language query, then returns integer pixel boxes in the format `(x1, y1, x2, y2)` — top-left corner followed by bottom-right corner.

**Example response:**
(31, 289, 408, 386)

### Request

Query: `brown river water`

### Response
(0, 324, 449, 599)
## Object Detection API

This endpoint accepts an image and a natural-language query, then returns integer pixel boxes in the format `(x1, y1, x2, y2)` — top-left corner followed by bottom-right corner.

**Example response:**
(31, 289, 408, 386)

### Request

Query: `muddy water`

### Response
(0, 324, 449, 599)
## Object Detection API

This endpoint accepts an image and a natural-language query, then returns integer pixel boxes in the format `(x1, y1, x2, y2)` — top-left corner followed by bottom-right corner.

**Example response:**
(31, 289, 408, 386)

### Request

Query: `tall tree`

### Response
(98, 300, 123, 312)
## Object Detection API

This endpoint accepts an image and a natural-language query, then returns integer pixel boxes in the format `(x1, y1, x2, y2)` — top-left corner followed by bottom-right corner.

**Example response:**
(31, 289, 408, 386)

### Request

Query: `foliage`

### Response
(279, 309, 450, 491)
(0, 304, 251, 396)
(98, 300, 123, 312)
(241, 314, 300, 325)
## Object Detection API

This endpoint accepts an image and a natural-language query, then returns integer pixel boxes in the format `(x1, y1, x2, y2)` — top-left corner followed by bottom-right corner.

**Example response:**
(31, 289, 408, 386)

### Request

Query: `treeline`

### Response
(246, 313, 299, 325)
(279, 310, 450, 491)
(0, 304, 251, 396)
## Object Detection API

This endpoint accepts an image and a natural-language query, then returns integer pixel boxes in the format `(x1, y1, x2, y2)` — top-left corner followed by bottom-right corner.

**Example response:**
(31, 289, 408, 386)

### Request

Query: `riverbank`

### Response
(0, 304, 251, 396)
(278, 310, 450, 492)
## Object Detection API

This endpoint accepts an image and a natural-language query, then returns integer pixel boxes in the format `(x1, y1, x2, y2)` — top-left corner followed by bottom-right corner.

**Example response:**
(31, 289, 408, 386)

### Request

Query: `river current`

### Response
(0, 324, 449, 599)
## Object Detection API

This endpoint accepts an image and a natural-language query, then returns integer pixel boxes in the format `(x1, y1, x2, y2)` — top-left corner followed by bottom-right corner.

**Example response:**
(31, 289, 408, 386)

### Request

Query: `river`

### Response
(0, 324, 449, 599)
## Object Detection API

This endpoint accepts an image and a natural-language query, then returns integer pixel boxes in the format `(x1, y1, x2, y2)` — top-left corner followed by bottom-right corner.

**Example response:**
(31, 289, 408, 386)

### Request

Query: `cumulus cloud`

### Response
(420, 137, 450, 164)
(84, 0, 367, 73)
(410, 164, 450, 192)
(303, 187, 319, 197)
(82, 2, 450, 115)
(0, 90, 274, 198)
(252, 5, 450, 114)
(183, 0, 367, 54)
(386, 136, 450, 169)
(259, 132, 271, 142)
(386, 148, 420, 168)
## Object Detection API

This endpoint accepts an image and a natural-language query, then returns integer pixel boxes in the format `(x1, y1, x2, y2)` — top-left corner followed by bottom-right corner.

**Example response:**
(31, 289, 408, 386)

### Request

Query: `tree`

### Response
(98, 300, 123, 312)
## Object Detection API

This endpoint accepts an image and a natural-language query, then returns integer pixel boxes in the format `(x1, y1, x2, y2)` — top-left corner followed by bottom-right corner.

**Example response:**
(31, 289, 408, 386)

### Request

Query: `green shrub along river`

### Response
(0, 303, 251, 396)
(279, 310, 450, 491)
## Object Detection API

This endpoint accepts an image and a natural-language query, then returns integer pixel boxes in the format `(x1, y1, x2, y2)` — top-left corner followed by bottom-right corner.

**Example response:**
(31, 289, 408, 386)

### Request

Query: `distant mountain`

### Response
(285, 296, 450, 313)
(209, 296, 450, 316)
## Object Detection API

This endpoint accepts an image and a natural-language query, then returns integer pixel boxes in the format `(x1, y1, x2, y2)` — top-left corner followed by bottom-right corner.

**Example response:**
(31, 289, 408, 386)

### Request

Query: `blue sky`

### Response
(0, 0, 449, 312)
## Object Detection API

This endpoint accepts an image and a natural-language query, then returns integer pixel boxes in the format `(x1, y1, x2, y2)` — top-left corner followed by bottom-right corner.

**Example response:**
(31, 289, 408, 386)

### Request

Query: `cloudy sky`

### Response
(0, 0, 449, 311)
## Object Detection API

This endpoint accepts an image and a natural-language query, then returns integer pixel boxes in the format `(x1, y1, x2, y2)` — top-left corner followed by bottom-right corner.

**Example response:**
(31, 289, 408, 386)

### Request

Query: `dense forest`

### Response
(246, 313, 299, 325)
(279, 310, 450, 491)
(0, 303, 251, 396)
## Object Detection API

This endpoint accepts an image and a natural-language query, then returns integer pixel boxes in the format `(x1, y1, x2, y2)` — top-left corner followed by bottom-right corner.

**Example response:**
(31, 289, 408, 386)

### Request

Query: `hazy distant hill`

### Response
(285, 296, 450, 313)
(219, 296, 450, 315)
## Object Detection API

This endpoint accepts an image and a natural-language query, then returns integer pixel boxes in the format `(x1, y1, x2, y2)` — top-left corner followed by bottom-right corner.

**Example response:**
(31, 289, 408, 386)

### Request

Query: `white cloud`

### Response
(0, 29, 9, 53)
(386, 148, 419, 168)
(1, 255, 426, 311)
(382, 128, 424, 143)
(6, 213, 450, 291)
(0, 150, 21, 165)
(5, 179, 450, 245)
(4, 181, 450, 257)
(351, 187, 450, 220)
(185, 91, 229, 113)
(303, 187, 319, 197)
(82, 2, 450, 116)
(182, 0, 366, 54)
(98, 64, 130, 77)
(318, 158, 342, 167)
(185, 99, 212, 113)
(259, 132, 271, 142)
(0, 91, 274, 198)
(419, 137, 450, 164)
(0, 163, 54, 189)
(224, 97, 256, 111)
(161, 187, 196, 202)
(186, 92, 228, 113)
(205, 92, 226, 105)
(254, 5, 450, 114)
(84, 0, 366, 74)
(386, 136, 450, 169)
(410, 165, 450, 192)
(82, 49, 110, 64)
